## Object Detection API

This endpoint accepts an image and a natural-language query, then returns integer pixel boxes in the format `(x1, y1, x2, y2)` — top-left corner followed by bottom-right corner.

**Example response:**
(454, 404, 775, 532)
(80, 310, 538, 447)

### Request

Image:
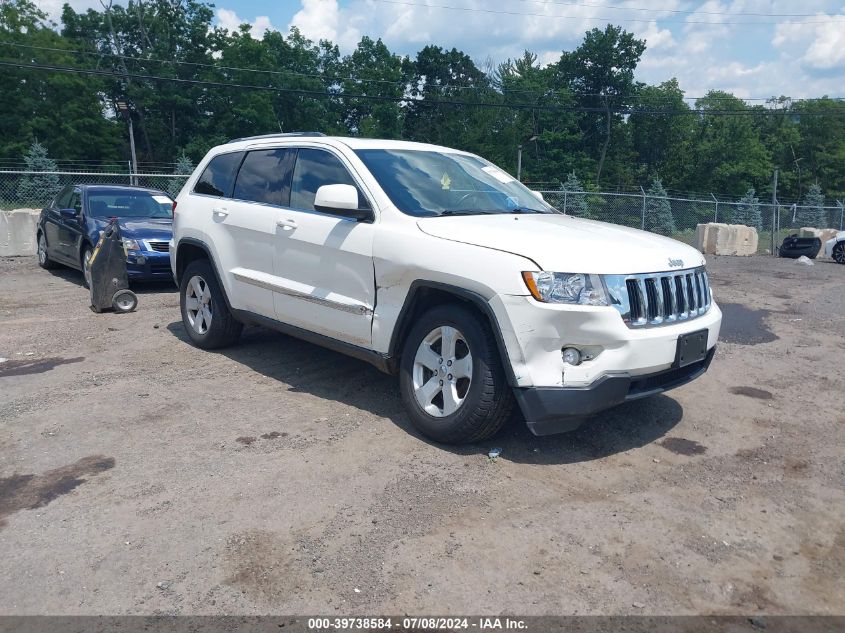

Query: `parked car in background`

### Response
(36, 185, 175, 285)
(823, 231, 845, 264)
(171, 133, 721, 444)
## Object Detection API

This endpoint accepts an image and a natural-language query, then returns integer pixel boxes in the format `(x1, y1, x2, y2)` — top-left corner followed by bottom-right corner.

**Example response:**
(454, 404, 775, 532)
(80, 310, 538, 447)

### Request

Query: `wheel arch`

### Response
(387, 281, 517, 386)
(174, 238, 235, 311)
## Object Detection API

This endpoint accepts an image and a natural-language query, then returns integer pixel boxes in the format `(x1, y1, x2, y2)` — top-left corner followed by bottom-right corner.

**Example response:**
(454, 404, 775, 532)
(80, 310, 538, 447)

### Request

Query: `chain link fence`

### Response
(1, 171, 842, 256)
(539, 189, 844, 254)
(0, 171, 190, 210)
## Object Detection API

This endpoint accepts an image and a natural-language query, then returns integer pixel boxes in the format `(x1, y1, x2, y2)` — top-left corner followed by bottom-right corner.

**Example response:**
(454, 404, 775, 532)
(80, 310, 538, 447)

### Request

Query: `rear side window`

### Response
(290, 148, 370, 213)
(232, 148, 295, 206)
(193, 151, 243, 197)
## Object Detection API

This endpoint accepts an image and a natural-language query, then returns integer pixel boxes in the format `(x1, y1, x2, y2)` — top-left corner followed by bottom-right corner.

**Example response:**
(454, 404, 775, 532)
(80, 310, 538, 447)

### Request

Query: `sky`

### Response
(37, 0, 845, 100)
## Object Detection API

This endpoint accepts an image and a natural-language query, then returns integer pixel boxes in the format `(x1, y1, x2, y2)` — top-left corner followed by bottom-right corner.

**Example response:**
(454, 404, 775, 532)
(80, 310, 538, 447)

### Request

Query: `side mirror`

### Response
(60, 208, 80, 220)
(314, 184, 370, 221)
(530, 190, 545, 202)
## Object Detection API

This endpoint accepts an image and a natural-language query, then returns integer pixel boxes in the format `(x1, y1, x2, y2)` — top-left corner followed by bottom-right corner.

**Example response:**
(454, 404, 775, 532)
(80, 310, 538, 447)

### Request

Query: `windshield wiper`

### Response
(438, 209, 489, 216)
(508, 206, 549, 214)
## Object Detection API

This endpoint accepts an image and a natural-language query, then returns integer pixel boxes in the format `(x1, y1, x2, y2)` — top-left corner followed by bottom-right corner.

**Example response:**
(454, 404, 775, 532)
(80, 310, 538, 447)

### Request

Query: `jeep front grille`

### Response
(606, 267, 711, 328)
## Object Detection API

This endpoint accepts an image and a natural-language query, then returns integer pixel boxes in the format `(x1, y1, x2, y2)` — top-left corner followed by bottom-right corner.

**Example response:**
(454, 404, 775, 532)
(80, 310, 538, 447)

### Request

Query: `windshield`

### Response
(87, 191, 173, 219)
(354, 149, 556, 217)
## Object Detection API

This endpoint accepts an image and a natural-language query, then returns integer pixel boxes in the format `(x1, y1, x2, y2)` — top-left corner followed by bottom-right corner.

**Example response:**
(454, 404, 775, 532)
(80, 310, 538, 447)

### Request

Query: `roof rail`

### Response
(227, 132, 326, 143)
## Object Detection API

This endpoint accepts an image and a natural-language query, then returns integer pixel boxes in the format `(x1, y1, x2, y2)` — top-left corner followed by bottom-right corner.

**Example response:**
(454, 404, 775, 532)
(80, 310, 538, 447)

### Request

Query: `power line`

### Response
(3, 41, 844, 105)
(1, 59, 841, 116)
(516, 0, 840, 19)
(368, 0, 845, 25)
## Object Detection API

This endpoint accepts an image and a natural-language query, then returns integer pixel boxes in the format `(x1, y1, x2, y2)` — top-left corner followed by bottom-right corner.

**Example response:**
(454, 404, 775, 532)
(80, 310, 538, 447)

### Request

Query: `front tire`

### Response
(179, 259, 242, 349)
(834, 242, 845, 264)
(399, 304, 513, 444)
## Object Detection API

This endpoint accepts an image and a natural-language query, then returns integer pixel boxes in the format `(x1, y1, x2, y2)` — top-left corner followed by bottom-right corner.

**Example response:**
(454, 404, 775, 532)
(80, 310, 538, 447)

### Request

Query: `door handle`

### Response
(212, 207, 229, 218)
(276, 218, 297, 230)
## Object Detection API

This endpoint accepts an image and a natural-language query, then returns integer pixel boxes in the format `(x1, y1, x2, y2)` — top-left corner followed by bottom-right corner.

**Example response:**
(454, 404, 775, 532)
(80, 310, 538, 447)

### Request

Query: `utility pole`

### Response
(517, 145, 523, 182)
(114, 97, 138, 186)
(771, 167, 779, 256)
(127, 116, 138, 186)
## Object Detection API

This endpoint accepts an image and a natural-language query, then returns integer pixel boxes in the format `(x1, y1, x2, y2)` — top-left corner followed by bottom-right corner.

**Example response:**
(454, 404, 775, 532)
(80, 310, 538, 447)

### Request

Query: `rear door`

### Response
(221, 147, 296, 319)
(271, 147, 376, 347)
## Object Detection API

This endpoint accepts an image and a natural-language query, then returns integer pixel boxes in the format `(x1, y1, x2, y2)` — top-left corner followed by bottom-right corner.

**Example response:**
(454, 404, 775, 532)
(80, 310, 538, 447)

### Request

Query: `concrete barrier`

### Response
(798, 227, 839, 245)
(695, 223, 758, 256)
(0, 209, 40, 257)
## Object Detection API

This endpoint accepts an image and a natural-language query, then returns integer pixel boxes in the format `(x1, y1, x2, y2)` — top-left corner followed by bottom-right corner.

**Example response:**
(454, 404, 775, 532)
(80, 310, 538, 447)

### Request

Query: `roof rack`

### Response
(227, 132, 326, 143)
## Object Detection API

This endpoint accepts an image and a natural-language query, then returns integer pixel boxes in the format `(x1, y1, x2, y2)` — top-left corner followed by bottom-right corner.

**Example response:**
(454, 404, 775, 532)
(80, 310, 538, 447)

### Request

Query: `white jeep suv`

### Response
(170, 133, 721, 443)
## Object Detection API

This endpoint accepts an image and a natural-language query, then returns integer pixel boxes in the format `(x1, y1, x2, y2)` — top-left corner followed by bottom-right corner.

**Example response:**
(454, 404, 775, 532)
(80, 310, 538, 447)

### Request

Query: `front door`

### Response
(56, 188, 83, 264)
(272, 147, 376, 347)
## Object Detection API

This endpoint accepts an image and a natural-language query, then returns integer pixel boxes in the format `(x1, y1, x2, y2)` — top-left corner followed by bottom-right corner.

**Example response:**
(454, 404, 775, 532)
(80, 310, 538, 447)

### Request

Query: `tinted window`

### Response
(69, 190, 82, 213)
(55, 187, 73, 209)
(232, 149, 295, 206)
(290, 148, 370, 214)
(193, 151, 243, 197)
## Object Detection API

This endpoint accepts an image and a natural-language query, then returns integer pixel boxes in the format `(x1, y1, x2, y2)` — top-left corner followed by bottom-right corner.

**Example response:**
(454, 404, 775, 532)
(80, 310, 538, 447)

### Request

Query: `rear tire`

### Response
(37, 232, 56, 269)
(399, 304, 513, 444)
(82, 247, 93, 289)
(179, 258, 242, 349)
(834, 242, 845, 264)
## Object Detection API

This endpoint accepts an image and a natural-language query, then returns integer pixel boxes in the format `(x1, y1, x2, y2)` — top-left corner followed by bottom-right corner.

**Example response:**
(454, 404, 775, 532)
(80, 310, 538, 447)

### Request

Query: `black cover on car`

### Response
(89, 219, 137, 313)
(778, 234, 822, 259)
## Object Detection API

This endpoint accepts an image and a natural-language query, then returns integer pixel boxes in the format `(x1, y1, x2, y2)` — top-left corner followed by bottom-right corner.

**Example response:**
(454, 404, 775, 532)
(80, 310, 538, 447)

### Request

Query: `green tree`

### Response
(560, 172, 587, 216)
(167, 153, 194, 196)
(340, 37, 404, 138)
(689, 92, 771, 196)
(17, 141, 60, 204)
(734, 188, 762, 229)
(802, 183, 827, 228)
(644, 177, 674, 235)
(555, 25, 646, 186)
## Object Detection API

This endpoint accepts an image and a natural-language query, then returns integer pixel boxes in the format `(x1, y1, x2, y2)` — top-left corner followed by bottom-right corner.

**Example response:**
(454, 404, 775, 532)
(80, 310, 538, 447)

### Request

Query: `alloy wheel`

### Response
(412, 325, 473, 417)
(38, 234, 47, 265)
(83, 249, 92, 287)
(185, 274, 212, 335)
(834, 243, 845, 264)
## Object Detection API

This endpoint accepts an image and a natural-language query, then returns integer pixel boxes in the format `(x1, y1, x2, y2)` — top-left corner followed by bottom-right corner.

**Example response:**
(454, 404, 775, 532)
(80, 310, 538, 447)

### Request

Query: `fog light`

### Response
(562, 347, 582, 365)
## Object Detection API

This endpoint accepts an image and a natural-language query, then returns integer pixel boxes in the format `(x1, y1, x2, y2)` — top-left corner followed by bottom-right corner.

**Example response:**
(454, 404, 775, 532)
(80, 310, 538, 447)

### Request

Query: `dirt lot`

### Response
(0, 254, 843, 617)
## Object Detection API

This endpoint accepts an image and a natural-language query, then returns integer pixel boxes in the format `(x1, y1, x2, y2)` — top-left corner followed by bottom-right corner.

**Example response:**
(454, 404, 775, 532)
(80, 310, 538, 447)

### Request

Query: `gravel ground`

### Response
(0, 255, 843, 616)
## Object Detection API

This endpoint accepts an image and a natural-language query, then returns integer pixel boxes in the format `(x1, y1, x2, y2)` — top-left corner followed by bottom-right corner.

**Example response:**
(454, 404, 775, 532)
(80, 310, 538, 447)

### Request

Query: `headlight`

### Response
(521, 271, 609, 306)
(122, 238, 141, 253)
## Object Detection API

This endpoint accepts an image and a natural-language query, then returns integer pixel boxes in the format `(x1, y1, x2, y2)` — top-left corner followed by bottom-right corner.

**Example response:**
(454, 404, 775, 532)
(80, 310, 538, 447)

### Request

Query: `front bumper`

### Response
(515, 347, 716, 436)
(126, 251, 173, 281)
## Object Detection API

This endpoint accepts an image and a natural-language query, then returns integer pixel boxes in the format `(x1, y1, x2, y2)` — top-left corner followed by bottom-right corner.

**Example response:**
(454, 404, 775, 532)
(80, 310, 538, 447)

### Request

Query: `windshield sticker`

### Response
(440, 173, 452, 190)
(482, 165, 515, 184)
(152, 195, 172, 204)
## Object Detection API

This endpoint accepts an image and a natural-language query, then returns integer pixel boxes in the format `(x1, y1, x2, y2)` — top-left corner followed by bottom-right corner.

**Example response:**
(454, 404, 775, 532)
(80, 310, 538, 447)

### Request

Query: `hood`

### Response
(94, 217, 172, 241)
(416, 213, 705, 275)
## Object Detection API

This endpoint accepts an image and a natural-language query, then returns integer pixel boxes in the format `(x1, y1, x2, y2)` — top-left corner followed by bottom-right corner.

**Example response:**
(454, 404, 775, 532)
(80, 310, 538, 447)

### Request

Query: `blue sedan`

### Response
(36, 184, 175, 285)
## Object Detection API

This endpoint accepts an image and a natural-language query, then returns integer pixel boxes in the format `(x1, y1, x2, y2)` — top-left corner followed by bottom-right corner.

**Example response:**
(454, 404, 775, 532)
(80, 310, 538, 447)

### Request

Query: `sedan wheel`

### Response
(185, 274, 213, 335)
(37, 233, 55, 269)
(412, 325, 473, 417)
(834, 242, 845, 264)
(83, 248, 93, 288)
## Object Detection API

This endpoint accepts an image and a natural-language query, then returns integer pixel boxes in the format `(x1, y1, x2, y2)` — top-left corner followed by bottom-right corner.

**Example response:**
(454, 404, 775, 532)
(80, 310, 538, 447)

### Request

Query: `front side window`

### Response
(354, 149, 554, 217)
(290, 148, 370, 215)
(69, 190, 82, 213)
(87, 191, 173, 219)
(232, 148, 295, 206)
(194, 151, 244, 197)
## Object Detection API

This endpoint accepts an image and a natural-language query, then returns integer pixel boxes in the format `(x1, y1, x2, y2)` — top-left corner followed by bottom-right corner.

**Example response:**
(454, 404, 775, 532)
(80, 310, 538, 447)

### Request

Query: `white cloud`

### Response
(216, 7, 276, 39)
(774, 14, 845, 71)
